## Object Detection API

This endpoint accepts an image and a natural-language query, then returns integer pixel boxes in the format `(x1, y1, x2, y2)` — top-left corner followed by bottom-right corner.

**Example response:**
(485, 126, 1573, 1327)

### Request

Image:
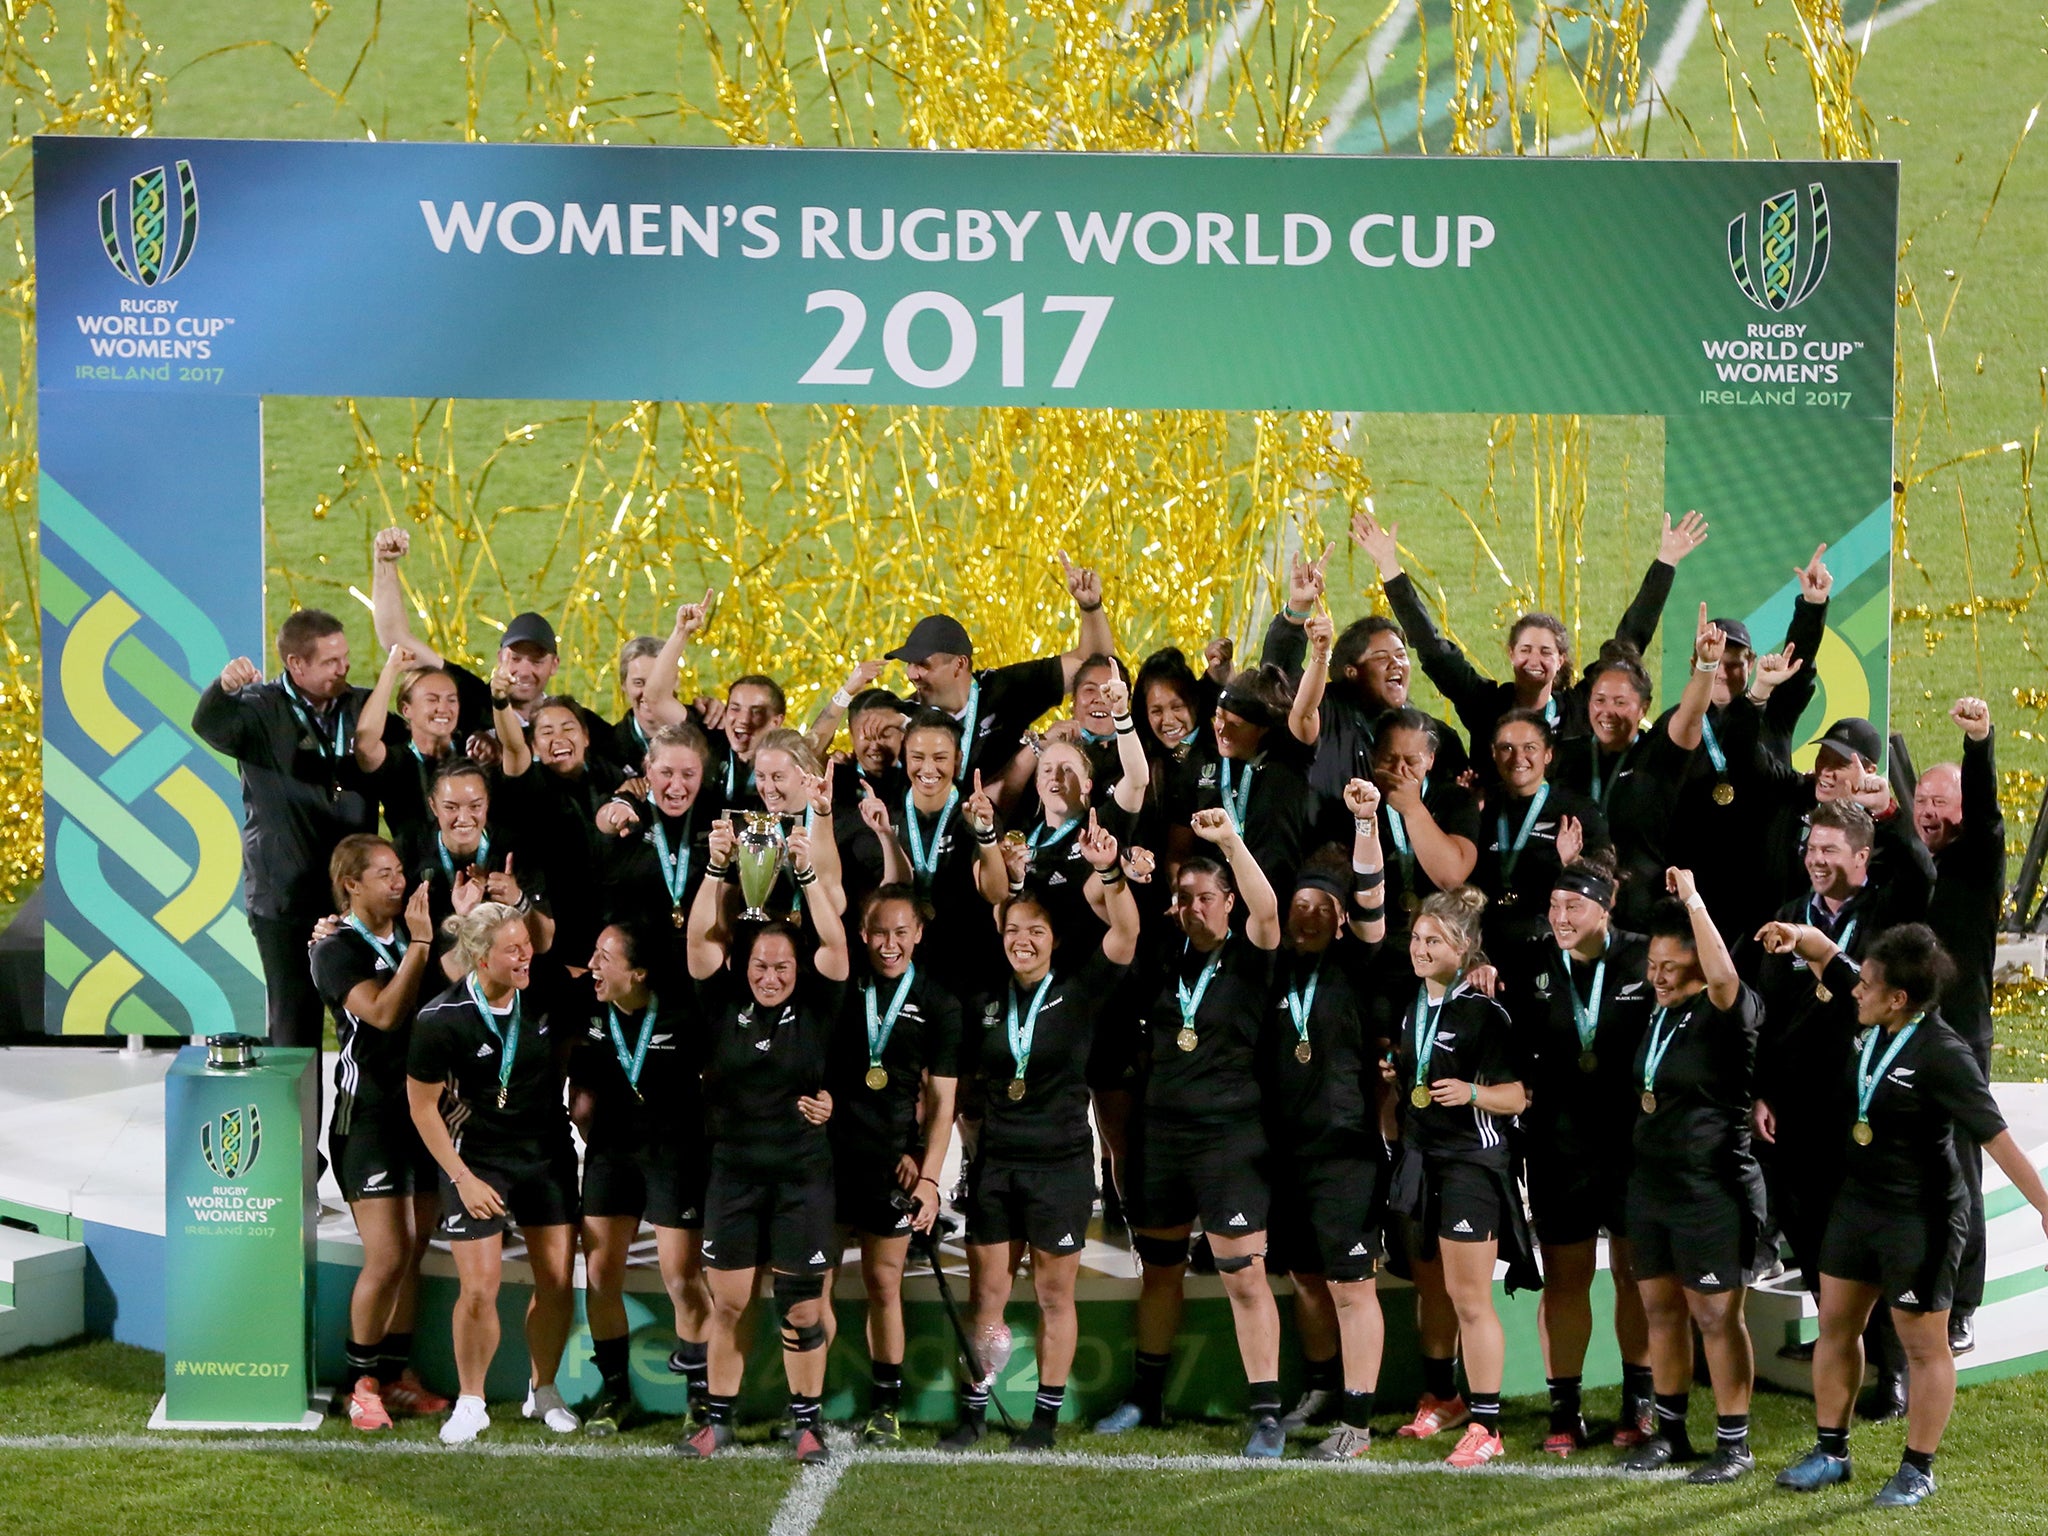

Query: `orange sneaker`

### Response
(347, 1378, 393, 1432)
(382, 1369, 451, 1417)
(1395, 1393, 1470, 1439)
(1445, 1422, 1505, 1468)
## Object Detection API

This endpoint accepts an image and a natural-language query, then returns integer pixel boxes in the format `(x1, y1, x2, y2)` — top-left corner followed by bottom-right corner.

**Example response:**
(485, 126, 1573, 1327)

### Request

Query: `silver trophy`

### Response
(735, 810, 786, 920)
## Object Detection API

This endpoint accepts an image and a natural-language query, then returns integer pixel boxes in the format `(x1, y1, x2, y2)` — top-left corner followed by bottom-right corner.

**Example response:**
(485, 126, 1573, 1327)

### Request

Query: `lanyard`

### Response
(953, 679, 981, 783)
(283, 678, 348, 760)
(1642, 1004, 1685, 1096)
(1808, 894, 1859, 959)
(652, 814, 692, 906)
(1410, 985, 1450, 1089)
(629, 713, 649, 755)
(1178, 942, 1227, 1029)
(1385, 775, 1427, 891)
(1284, 961, 1321, 1046)
(465, 976, 521, 1108)
(1219, 757, 1256, 829)
(1496, 783, 1551, 883)
(1542, 695, 1559, 729)
(346, 915, 408, 972)
(1006, 972, 1052, 1077)
(904, 787, 960, 885)
(436, 830, 490, 881)
(606, 999, 657, 1095)
(1028, 816, 1080, 857)
(1588, 736, 1636, 809)
(865, 966, 917, 1067)
(1701, 715, 1728, 777)
(723, 753, 756, 801)
(1567, 954, 1606, 1051)
(1855, 1018, 1921, 1127)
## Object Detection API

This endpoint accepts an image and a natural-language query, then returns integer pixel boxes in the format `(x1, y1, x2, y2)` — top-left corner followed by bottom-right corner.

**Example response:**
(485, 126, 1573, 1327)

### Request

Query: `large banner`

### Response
(33, 136, 1897, 1034)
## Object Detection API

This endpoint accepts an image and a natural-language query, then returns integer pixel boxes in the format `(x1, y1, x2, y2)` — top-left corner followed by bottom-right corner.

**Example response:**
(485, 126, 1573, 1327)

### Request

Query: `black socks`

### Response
(1421, 1355, 1458, 1402)
(592, 1333, 631, 1395)
(377, 1330, 412, 1385)
(961, 1379, 990, 1425)
(706, 1392, 735, 1425)
(1902, 1446, 1935, 1475)
(1547, 1374, 1583, 1431)
(1033, 1384, 1065, 1427)
(674, 1339, 709, 1404)
(1340, 1389, 1375, 1429)
(1655, 1390, 1692, 1452)
(1248, 1379, 1281, 1423)
(871, 1361, 903, 1415)
(791, 1394, 822, 1432)
(343, 1337, 381, 1392)
(1469, 1391, 1502, 1432)
(1818, 1424, 1850, 1457)
(1131, 1350, 1171, 1418)
(1305, 1354, 1341, 1393)
(1716, 1413, 1750, 1452)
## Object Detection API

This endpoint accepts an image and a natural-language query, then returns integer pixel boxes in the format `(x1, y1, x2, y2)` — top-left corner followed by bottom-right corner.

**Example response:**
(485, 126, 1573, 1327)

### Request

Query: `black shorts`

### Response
(329, 1116, 439, 1204)
(832, 1142, 918, 1239)
(1129, 1121, 1269, 1236)
(1415, 1158, 1502, 1254)
(1819, 1194, 1966, 1314)
(439, 1145, 581, 1241)
(700, 1163, 836, 1274)
(1526, 1148, 1630, 1248)
(581, 1138, 710, 1230)
(1627, 1177, 1754, 1293)
(1271, 1153, 1381, 1282)
(958, 1157, 1092, 1255)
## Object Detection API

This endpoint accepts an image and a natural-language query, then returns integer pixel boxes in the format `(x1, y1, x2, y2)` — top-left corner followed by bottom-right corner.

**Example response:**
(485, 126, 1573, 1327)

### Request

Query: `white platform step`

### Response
(0, 1225, 87, 1356)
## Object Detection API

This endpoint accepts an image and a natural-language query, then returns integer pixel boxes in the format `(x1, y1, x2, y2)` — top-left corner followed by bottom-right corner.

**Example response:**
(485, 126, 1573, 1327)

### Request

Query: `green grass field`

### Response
(6, 1337, 2048, 1535)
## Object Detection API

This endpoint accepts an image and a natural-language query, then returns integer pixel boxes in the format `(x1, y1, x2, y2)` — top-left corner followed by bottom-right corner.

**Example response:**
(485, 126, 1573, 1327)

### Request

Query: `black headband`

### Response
(1217, 683, 1279, 729)
(1552, 866, 1616, 907)
(1293, 871, 1349, 904)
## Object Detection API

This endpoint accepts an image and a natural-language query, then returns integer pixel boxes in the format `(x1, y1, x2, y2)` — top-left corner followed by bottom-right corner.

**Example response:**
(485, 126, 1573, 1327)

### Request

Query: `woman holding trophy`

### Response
(678, 813, 851, 1466)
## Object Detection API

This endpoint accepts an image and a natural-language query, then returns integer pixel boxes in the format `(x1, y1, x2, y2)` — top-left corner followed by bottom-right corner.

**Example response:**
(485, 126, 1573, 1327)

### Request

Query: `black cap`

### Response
(885, 614, 973, 664)
(501, 611, 557, 655)
(1710, 617, 1753, 653)
(1816, 717, 1881, 766)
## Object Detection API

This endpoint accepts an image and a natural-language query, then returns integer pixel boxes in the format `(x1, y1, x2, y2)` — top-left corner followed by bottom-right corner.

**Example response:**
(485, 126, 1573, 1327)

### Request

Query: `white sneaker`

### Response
(523, 1382, 580, 1433)
(440, 1395, 490, 1445)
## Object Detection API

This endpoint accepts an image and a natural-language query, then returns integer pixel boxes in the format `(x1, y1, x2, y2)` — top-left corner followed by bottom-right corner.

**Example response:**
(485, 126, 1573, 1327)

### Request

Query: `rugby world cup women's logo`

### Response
(201, 1103, 263, 1180)
(1727, 182, 1831, 313)
(98, 159, 199, 287)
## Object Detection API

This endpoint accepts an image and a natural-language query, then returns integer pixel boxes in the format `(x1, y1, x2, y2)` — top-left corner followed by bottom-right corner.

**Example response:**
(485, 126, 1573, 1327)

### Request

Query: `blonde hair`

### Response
(1416, 885, 1488, 965)
(441, 901, 527, 970)
(754, 726, 822, 778)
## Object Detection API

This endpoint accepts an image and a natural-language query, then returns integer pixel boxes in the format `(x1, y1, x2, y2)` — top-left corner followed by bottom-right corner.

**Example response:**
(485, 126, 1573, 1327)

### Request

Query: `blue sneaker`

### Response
(1093, 1401, 1147, 1435)
(1244, 1417, 1287, 1459)
(1776, 1446, 1852, 1491)
(1874, 1464, 1936, 1507)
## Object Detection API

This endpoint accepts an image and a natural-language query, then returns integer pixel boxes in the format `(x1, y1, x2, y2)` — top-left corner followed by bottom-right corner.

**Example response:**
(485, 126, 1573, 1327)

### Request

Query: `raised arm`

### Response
(800, 774, 849, 916)
(1343, 778, 1388, 945)
(854, 782, 912, 886)
(1610, 510, 1706, 654)
(354, 642, 415, 773)
(788, 824, 849, 982)
(686, 817, 737, 980)
(1670, 866, 1740, 1010)
(1057, 552, 1116, 689)
(1289, 611, 1334, 746)
(1954, 698, 2001, 842)
(370, 527, 445, 665)
(961, 771, 1011, 906)
(1355, 505, 1496, 726)
(489, 664, 533, 776)
(645, 592, 711, 732)
(1103, 674, 1151, 813)
(1191, 807, 1281, 950)
(1078, 811, 1142, 966)
(1380, 759, 1478, 890)
(806, 658, 885, 755)
(192, 657, 269, 760)
(1666, 604, 1725, 751)
(340, 887, 437, 1030)
(1767, 546, 1831, 733)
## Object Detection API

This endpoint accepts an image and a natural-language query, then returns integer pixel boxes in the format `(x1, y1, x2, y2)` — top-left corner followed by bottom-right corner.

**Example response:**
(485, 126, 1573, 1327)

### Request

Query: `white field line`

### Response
(768, 1447, 852, 1536)
(1318, 0, 1420, 149)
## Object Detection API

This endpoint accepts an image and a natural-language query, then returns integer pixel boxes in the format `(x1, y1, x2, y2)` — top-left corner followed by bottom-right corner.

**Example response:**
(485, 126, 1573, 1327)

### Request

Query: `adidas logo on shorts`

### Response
(1227, 1213, 1247, 1227)
(680, 1209, 699, 1223)
(895, 1213, 911, 1230)
(1699, 1272, 1719, 1286)
(1058, 1233, 1075, 1247)
(1452, 1219, 1473, 1234)
(754, 1038, 772, 1052)
(1898, 1289, 1918, 1305)
(809, 1251, 827, 1264)
(1348, 1242, 1368, 1257)
(475, 1043, 493, 1057)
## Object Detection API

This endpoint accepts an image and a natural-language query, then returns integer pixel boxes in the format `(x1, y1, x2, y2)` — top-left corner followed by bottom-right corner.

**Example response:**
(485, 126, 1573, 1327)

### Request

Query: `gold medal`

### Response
(864, 1065, 889, 1091)
(1410, 1084, 1432, 1109)
(1176, 1027, 1199, 1053)
(1294, 1040, 1313, 1064)
(1851, 1120, 1874, 1146)
(671, 905, 685, 929)
(1640, 1090, 1657, 1114)
(1006, 1076, 1027, 1101)
(1003, 830, 1027, 849)
(1712, 781, 1734, 807)
(1495, 890, 1516, 911)
(1814, 983, 1832, 1004)
(496, 1086, 509, 1109)
(1578, 1049, 1598, 1074)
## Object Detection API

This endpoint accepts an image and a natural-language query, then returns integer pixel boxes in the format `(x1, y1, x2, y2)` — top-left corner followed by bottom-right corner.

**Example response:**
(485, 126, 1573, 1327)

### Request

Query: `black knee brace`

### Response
(1212, 1251, 1262, 1275)
(773, 1270, 828, 1352)
(1134, 1233, 1192, 1269)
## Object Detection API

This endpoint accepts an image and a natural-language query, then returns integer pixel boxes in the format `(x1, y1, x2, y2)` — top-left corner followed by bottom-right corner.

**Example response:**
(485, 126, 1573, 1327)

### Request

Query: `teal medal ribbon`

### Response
(864, 966, 917, 1086)
(283, 677, 349, 760)
(652, 813, 692, 922)
(1408, 983, 1452, 1105)
(953, 679, 981, 783)
(1852, 1016, 1921, 1145)
(903, 787, 960, 890)
(346, 914, 408, 972)
(1175, 941, 1227, 1051)
(1385, 775, 1428, 900)
(722, 754, 756, 801)
(1496, 782, 1551, 885)
(465, 975, 522, 1109)
(606, 998, 658, 1102)
(1588, 736, 1637, 810)
(1640, 1003, 1686, 1113)
(1541, 695, 1560, 729)
(1004, 971, 1052, 1098)
(1701, 716, 1728, 776)
(436, 830, 490, 882)
(1218, 757, 1257, 829)
(1284, 960, 1321, 1063)
(1027, 816, 1080, 862)
(1566, 953, 1605, 1072)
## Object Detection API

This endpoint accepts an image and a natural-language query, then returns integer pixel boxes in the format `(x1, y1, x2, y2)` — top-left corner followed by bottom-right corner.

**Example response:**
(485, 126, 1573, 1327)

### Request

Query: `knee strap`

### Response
(781, 1318, 828, 1353)
(1212, 1251, 1262, 1275)
(1134, 1233, 1192, 1269)
(773, 1270, 828, 1352)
